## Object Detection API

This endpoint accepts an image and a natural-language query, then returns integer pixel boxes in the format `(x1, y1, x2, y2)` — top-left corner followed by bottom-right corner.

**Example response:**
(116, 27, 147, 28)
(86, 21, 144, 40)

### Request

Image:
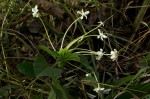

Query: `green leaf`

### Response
(142, 94, 150, 99)
(79, 55, 94, 72)
(48, 90, 56, 99)
(112, 75, 134, 86)
(82, 76, 97, 87)
(120, 83, 150, 98)
(33, 55, 62, 78)
(58, 49, 80, 67)
(58, 61, 66, 68)
(0, 85, 16, 98)
(16, 61, 35, 77)
(59, 49, 80, 62)
(50, 79, 69, 99)
(129, 83, 150, 94)
(38, 45, 59, 58)
(115, 92, 134, 99)
(140, 53, 150, 67)
(31, 94, 43, 99)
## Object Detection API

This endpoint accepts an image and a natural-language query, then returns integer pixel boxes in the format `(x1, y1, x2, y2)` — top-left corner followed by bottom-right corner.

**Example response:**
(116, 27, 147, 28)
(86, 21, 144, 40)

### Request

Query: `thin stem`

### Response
(94, 72, 99, 83)
(67, 62, 87, 73)
(65, 23, 103, 49)
(1, 43, 8, 74)
(0, 2, 11, 77)
(39, 17, 56, 51)
(61, 17, 80, 49)
(0, 4, 10, 40)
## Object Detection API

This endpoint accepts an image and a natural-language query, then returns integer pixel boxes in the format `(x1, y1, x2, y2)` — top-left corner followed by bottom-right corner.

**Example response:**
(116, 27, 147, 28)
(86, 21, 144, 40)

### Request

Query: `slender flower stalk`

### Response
(61, 17, 80, 49)
(65, 21, 105, 49)
(93, 72, 105, 93)
(39, 18, 56, 51)
(32, 5, 55, 50)
(61, 9, 90, 49)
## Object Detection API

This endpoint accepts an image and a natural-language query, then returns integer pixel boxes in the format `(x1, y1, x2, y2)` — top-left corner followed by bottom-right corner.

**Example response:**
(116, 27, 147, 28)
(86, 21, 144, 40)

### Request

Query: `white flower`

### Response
(110, 49, 118, 61)
(32, 5, 39, 17)
(77, 9, 90, 20)
(97, 29, 107, 41)
(95, 49, 104, 60)
(93, 87, 105, 93)
(98, 21, 104, 26)
(86, 73, 91, 77)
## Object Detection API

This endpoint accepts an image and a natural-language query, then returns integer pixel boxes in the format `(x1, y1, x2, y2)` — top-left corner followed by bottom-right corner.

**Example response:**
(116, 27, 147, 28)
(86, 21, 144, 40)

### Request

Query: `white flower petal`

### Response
(103, 35, 107, 38)
(77, 11, 81, 14)
(32, 5, 39, 17)
(99, 87, 105, 91)
(32, 5, 38, 12)
(98, 21, 104, 26)
(95, 49, 104, 60)
(85, 11, 90, 15)
(32, 12, 39, 17)
(80, 16, 83, 20)
(110, 49, 118, 61)
(97, 29, 107, 41)
(93, 87, 105, 93)
(97, 35, 100, 39)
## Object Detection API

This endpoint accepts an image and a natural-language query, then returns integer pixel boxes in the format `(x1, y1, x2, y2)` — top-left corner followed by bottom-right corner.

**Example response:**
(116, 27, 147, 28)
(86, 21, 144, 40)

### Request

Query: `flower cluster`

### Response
(77, 9, 119, 61)
(32, 5, 39, 17)
(95, 48, 118, 61)
(77, 9, 118, 96)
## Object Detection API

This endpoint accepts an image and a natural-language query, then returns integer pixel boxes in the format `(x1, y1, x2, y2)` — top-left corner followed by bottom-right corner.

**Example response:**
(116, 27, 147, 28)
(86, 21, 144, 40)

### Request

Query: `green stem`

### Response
(65, 23, 103, 49)
(61, 17, 80, 49)
(39, 17, 56, 51)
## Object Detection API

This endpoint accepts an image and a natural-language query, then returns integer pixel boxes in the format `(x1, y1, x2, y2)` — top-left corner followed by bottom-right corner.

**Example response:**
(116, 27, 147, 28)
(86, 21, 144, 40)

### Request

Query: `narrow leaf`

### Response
(48, 90, 56, 99)
(38, 45, 59, 58)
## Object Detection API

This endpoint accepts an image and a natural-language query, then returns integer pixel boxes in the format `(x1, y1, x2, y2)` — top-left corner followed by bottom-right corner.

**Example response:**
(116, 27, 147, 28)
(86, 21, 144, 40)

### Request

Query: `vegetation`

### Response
(0, 0, 150, 98)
